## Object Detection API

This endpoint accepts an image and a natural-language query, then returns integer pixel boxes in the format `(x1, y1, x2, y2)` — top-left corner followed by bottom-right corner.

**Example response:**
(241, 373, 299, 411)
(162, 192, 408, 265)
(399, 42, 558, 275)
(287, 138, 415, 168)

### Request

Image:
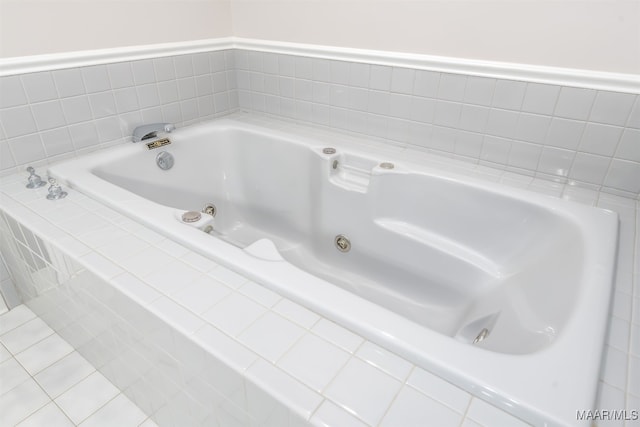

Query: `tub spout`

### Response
(132, 123, 175, 142)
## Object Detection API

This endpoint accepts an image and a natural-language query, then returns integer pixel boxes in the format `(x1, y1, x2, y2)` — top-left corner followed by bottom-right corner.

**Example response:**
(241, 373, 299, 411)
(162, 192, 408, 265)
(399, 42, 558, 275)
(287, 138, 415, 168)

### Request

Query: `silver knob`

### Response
(25, 166, 46, 189)
(46, 178, 68, 200)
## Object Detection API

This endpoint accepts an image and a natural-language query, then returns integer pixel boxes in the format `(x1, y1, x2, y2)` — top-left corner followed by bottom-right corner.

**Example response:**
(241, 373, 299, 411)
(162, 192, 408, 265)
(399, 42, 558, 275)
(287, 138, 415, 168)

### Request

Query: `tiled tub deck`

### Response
(0, 139, 638, 426)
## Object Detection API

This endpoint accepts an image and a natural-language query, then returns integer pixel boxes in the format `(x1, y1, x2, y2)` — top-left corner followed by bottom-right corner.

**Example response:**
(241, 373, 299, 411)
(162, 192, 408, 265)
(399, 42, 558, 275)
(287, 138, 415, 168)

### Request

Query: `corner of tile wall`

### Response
(0, 49, 240, 177)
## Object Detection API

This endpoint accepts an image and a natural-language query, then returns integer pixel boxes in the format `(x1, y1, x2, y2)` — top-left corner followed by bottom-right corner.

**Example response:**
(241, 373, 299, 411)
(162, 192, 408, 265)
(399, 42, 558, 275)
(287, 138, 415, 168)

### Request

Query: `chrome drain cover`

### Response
(335, 234, 351, 252)
(182, 211, 202, 223)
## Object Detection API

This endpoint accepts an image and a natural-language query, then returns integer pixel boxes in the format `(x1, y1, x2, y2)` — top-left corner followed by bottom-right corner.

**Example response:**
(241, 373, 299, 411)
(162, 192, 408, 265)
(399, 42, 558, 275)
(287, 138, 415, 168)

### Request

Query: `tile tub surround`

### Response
(0, 305, 156, 426)
(0, 144, 638, 427)
(0, 49, 239, 177)
(0, 38, 638, 197)
(232, 48, 640, 198)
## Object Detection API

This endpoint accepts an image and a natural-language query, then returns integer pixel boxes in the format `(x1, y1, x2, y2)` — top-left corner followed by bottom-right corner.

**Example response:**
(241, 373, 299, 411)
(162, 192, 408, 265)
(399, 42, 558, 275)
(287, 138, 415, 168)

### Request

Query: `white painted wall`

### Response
(230, 0, 640, 74)
(0, 0, 232, 57)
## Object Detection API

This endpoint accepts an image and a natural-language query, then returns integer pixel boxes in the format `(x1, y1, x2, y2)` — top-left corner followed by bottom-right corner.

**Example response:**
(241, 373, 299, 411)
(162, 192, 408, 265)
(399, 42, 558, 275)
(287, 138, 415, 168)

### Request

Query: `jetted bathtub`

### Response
(49, 114, 619, 426)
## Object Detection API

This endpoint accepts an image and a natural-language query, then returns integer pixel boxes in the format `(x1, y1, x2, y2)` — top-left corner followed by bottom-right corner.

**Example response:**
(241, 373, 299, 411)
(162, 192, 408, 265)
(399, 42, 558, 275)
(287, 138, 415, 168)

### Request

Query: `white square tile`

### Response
(17, 401, 73, 427)
(463, 76, 495, 106)
(459, 104, 489, 133)
(507, 140, 541, 170)
(480, 136, 511, 164)
(356, 342, 412, 381)
(554, 87, 597, 120)
(467, 398, 529, 427)
(21, 72, 57, 103)
(0, 75, 27, 108)
(118, 246, 176, 278)
(606, 316, 630, 352)
(78, 252, 124, 280)
(202, 293, 266, 336)
(97, 234, 150, 263)
(80, 393, 147, 427)
(0, 343, 10, 363)
(157, 81, 179, 104)
(433, 100, 462, 127)
(348, 62, 370, 88)
(545, 117, 585, 150)
(149, 296, 205, 335)
(0, 305, 36, 335)
(347, 86, 368, 111)
(131, 59, 157, 85)
(153, 57, 176, 82)
(40, 128, 74, 157)
(455, 131, 484, 158)
(277, 333, 350, 392)
(1, 106, 37, 138)
(312, 319, 363, 353)
(604, 159, 640, 193)
(180, 251, 218, 272)
(390, 67, 415, 95)
(143, 260, 201, 295)
(579, 123, 623, 156)
(537, 146, 574, 177)
(238, 312, 305, 362)
(55, 371, 120, 424)
(262, 52, 279, 75)
(194, 323, 257, 372)
(388, 93, 412, 120)
(570, 153, 609, 184)
(0, 357, 31, 395)
(136, 84, 160, 109)
(615, 128, 640, 162)
(88, 92, 117, 119)
(113, 87, 139, 113)
(8, 134, 46, 165)
(107, 63, 134, 89)
(238, 281, 281, 307)
(246, 358, 323, 421)
(81, 66, 111, 93)
(380, 386, 461, 427)
(68, 122, 99, 149)
(34, 351, 95, 398)
(369, 65, 392, 91)
(155, 238, 190, 258)
(631, 322, 640, 357)
(272, 299, 320, 329)
(0, 378, 51, 425)
(589, 91, 636, 126)
(31, 100, 65, 130)
(111, 273, 161, 305)
(171, 274, 231, 314)
(412, 70, 440, 98)
(521, 83, 560, 115)
(207, 266, 248, 289)
(437, 73, 467, 102)
(0, 317, 54, 354)
(410, 96, 435, 123)
(14, 333, 73, 375)
(324, 357, 402, 426)
(329, 60, 349, 85)
(311, 400, 368, 427)
(515, 113, 550, 144)
(491, 80, 526, 110)
(295, 56, 313, 80)
(484, 108, 519, 138)
(407, 367, 471, 413)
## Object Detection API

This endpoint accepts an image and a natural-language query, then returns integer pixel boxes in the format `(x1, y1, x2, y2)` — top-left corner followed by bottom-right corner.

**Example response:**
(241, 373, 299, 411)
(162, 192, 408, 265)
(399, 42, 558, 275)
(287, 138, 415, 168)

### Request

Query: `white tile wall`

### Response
(0, 50, 238, 177)
(233, 49, 640, 198)
(0, 142, 637, 427)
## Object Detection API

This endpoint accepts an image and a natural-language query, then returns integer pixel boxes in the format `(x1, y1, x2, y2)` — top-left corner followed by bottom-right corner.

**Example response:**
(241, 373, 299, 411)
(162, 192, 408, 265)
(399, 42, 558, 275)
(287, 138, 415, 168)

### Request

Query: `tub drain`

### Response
(334, 235, 351, 252)
(182, 211, 202, 223)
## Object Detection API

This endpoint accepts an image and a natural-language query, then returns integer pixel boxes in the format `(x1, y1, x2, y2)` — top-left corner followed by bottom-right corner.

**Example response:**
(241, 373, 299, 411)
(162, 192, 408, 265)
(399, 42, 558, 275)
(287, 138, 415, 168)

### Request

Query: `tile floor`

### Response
(0, 304, 156, 427)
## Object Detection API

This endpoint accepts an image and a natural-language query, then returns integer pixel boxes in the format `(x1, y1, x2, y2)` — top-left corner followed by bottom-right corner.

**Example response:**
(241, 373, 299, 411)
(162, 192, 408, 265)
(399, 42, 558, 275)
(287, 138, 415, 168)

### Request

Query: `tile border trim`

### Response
(1, 37, 639, 94)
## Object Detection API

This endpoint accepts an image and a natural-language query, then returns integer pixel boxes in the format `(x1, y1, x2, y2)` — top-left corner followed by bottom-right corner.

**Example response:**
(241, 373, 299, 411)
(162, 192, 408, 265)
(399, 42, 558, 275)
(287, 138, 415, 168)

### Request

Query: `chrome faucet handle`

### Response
(26, 166, 46, 189)
(132, 122, 175, 142)
(46, 177, 68, 200)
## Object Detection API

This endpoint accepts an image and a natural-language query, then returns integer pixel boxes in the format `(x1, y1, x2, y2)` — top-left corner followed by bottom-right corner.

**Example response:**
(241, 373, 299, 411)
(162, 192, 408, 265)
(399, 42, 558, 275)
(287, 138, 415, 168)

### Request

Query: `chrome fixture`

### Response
(203, 225, 214, 234)
(202, 203, 217, 217)
(323, 147, 336, 154)
(46, 178, 68, 200)
(334, 234, 351, 252)
(181, 211, 202, 223)
(156, 151, 174, 170)
(25, 166, 46, 189)
(473, 328, 490, 344)
(380, 162, 394, 169)
(132, 123, 175, 142)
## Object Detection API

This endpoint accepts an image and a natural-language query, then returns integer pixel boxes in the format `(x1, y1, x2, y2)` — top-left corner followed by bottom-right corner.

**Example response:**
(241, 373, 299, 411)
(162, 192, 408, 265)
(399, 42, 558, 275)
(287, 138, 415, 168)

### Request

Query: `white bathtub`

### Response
(49, 114, 618, 426)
